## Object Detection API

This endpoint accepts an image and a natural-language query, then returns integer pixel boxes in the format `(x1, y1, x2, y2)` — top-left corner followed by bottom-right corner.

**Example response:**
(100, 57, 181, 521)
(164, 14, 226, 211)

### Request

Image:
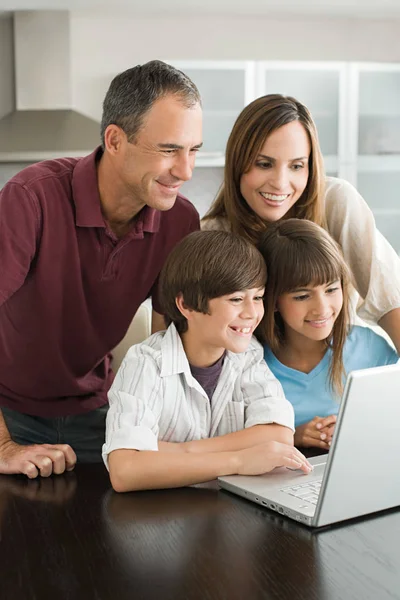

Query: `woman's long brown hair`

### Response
(202, 94, 326, 244)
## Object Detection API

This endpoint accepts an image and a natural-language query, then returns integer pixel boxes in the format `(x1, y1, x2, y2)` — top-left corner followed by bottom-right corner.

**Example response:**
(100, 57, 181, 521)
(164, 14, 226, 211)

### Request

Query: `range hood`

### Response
(0, 11, 100, 162)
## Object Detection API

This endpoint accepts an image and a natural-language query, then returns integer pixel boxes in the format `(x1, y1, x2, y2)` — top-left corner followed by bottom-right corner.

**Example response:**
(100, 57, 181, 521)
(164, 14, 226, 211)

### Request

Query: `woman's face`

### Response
(239, 121, 311, 223)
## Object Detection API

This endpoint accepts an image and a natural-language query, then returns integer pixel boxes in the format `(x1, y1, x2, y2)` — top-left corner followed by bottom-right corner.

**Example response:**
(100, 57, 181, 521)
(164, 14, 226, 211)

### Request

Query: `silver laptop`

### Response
(218, 363, 400, 527)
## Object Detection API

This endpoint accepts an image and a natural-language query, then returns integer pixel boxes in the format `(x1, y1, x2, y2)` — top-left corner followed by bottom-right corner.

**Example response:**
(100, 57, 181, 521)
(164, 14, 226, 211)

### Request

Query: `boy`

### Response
(103, 231, 311, 491)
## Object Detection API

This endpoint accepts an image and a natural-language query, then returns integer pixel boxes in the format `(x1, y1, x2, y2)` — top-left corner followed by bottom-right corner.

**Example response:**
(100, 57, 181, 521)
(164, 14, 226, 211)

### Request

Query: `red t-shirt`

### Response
(0, 148, 199, 416)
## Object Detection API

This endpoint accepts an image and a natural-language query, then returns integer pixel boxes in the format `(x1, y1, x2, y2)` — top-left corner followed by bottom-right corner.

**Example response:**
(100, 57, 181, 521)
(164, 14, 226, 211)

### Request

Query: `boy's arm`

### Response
(108, 441, 311, 492)
(159, 423, 292, 454)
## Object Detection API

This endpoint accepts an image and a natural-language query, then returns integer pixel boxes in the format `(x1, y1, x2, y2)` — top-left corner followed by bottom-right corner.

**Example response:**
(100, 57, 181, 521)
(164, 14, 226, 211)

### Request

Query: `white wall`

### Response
(0, 14, 14, 119)
(70, 12, 400, 119)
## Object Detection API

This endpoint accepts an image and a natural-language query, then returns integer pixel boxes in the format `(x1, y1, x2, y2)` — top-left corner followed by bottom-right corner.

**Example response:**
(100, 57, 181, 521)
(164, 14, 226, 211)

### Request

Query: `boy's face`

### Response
(185, 287, 265, 365)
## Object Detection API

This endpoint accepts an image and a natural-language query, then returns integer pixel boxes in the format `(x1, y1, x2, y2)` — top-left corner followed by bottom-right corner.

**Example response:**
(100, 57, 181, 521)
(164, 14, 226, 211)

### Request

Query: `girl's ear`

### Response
(175, 293, 194, 320)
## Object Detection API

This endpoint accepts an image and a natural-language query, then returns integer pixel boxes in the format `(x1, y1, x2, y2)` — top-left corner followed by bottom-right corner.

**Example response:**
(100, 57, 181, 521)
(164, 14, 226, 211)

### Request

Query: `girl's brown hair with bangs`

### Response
(202, 94, 326, 244)
(256, 219, 351, 397)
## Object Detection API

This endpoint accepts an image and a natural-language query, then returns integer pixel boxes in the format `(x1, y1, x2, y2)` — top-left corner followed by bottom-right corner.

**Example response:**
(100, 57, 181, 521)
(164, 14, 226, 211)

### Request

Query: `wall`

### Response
(0, 14, 14, 119)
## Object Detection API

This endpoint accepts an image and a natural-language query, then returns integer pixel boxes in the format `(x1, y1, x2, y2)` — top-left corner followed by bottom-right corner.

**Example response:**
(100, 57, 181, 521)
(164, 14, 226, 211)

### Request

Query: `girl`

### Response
(256, 219, 398, 450)
(201, 94, 400, 353)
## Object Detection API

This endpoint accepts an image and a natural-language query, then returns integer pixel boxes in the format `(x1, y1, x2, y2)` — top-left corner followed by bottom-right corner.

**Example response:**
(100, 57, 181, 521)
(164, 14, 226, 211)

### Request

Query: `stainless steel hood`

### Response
(0, 11, 100, 162)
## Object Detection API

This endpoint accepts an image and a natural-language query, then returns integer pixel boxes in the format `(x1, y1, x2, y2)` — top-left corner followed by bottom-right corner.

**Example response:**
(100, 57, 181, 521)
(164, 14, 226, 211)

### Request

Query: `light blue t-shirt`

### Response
(264, 326, 399, 427)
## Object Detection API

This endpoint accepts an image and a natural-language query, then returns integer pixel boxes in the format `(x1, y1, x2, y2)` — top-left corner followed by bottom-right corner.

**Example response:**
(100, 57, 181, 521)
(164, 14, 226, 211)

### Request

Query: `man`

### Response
(0, 60, 202, 477)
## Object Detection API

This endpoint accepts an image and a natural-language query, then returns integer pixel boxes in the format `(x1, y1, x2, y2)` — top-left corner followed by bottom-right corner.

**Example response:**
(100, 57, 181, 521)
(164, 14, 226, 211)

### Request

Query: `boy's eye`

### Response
(229, 297, 243, 303)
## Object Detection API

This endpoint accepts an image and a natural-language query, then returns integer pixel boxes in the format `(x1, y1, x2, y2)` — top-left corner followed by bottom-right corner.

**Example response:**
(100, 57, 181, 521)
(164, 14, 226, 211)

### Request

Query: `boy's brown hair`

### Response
(256, 219, 351, 396)
(159, 230, 267, 333)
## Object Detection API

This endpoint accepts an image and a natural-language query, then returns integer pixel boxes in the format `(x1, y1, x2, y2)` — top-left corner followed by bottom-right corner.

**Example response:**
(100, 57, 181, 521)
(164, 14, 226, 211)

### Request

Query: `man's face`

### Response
(114, 95, 202, 212)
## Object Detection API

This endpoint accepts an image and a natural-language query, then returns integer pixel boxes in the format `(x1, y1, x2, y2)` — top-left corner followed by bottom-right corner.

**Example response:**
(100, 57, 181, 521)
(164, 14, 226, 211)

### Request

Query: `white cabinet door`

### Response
(355, 64, 400, 253)
(256, 61, 347, 178)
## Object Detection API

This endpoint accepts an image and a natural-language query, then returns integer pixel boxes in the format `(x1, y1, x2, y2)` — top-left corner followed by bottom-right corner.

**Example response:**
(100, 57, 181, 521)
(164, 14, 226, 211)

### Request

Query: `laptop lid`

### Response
(314, 363, 400, 526)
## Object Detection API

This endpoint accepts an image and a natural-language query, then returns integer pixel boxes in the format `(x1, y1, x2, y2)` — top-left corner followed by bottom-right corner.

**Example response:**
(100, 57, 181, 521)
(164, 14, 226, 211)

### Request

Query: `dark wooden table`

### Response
(1, 463, 399, 600)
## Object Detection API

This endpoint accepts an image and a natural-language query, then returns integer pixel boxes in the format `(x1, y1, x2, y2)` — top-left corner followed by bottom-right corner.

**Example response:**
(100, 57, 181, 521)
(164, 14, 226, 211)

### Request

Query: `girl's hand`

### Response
(294, 415, 337, 449)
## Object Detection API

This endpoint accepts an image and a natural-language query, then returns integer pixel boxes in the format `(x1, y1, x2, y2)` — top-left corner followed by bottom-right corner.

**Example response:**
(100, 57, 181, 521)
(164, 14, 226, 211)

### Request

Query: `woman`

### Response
(257, 218, 398, 450)
(201, 94, 400, 352)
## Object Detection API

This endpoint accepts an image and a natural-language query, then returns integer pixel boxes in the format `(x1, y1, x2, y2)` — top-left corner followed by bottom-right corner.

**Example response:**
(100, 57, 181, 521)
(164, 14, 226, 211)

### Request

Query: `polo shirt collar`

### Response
(72, 145, 161, 233)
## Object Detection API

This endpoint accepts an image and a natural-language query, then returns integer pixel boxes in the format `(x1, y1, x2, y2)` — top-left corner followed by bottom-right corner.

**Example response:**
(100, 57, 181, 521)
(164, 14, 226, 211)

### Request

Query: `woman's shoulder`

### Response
(201, 215, 232, 232)
(324, 176, 362, 206)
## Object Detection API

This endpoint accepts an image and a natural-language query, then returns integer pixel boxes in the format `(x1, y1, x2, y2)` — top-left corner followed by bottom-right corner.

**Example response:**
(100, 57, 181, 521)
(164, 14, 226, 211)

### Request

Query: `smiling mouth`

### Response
(259, 192, 290, 203)
(229, 326, 253, 335)
(305, 316, 332, 326)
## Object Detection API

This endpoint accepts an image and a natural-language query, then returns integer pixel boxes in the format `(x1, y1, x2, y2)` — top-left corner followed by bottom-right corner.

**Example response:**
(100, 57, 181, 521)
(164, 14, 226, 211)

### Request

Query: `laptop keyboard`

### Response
(280, 479, 322, 505)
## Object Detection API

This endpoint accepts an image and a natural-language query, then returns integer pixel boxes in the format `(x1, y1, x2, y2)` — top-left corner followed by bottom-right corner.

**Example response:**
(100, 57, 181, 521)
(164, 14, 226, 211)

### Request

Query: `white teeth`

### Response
(234, 327, 251, 333)
(260, 192, 289, 201)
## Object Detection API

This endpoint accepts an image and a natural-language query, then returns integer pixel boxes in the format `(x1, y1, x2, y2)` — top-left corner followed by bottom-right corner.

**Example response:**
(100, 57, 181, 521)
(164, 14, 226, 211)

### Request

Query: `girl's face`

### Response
(276, 280, 343, 345)
(239, 121, 311, 223)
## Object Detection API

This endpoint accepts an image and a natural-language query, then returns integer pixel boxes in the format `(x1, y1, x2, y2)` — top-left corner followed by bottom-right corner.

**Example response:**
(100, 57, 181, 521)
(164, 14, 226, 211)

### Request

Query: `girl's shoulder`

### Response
(200, 215, 232, 232)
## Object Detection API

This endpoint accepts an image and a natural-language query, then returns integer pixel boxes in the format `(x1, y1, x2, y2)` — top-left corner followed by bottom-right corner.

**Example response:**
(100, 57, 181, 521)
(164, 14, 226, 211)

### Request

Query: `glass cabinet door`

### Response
(356, 65, 400, 254)
(166, 61, 255, 164)
(256, 62, 345, 177)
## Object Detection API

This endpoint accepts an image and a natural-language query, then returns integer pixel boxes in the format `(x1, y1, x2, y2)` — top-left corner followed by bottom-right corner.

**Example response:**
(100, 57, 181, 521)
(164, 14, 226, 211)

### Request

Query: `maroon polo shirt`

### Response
(0, 148, 199, 416)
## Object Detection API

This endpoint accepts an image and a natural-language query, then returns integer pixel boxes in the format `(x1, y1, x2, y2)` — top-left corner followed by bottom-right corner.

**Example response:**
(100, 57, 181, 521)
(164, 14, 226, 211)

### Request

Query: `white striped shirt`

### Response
(102, 323, 294, 468)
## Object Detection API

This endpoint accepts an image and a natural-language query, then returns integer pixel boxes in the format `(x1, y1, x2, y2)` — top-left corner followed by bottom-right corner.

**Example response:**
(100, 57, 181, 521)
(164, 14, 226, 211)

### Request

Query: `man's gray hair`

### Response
(100, 60, 201, 148)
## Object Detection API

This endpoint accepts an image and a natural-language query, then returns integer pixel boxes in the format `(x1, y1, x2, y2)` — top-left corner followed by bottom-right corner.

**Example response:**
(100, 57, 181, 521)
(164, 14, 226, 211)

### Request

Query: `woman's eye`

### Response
(291, 164, 304, 171)
(256, 161, 272, 169)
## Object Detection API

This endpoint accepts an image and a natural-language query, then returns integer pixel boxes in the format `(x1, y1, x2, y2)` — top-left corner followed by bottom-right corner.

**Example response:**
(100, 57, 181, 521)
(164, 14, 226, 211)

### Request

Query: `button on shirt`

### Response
(102, 324, 295, 468)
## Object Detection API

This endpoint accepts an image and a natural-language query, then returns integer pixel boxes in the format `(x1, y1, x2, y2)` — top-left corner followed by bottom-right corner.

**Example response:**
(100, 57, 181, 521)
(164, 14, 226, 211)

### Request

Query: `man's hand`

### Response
(0, 440, 77, 478)
(294, 415, 337, 449)
(236, 441, 313, 476)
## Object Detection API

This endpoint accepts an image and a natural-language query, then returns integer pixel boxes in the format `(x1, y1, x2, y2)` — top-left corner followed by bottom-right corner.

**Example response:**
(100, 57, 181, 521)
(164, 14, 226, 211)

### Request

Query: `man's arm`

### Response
(0, 410, 76, 478)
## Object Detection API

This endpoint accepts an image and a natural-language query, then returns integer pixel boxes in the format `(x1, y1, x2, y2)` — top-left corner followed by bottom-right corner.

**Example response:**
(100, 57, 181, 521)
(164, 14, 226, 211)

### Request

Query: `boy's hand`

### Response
(294, 415, 337, 449)
(235, 441, 313, 476)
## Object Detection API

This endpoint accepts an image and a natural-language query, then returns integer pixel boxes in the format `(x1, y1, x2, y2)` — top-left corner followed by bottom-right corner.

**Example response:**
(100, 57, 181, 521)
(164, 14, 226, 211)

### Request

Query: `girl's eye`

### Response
(254, 295, 264, 302)
(293, 294, 309, 301)
(326, 286, 339, 294)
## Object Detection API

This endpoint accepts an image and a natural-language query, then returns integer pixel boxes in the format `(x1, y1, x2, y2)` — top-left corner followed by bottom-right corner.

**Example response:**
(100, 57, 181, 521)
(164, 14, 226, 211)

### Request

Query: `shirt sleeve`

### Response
(241, 341, 295, 432)
(364, 327, 399, 366)
(325, 177, 400, 324)
(0, 182, 41, 307)
(102, 342, 163, 470)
